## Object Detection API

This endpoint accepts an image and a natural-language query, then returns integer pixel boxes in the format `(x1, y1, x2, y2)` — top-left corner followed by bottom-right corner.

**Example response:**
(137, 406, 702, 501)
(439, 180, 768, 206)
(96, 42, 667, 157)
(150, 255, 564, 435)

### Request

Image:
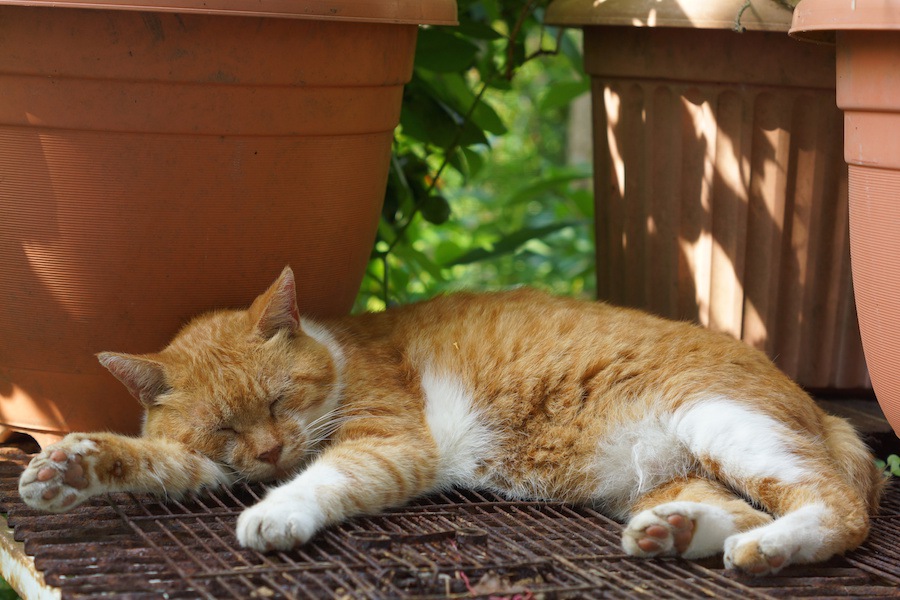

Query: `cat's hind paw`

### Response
(623, 501, 738, 560)
(723, 535, 790, 576)
(723, 505, 829, 575)
(623, 506, 695, 558)
(19, 439, 99, 512)
(724, 526, 801, 575)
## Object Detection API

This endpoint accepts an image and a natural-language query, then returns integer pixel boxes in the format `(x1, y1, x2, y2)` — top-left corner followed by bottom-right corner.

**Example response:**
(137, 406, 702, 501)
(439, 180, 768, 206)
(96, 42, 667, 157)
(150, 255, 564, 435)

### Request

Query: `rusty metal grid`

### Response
(2, 448, 899, 599)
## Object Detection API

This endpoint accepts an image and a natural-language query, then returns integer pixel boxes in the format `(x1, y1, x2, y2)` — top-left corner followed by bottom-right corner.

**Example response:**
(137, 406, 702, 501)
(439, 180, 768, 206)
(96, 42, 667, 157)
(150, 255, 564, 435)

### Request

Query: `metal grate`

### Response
(2, 448, 899, 599)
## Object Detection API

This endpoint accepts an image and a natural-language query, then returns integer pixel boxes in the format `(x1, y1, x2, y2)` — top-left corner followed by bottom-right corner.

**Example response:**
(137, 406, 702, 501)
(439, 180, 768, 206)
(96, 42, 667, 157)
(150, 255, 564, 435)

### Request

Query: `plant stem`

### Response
(525, 27, 564, 62)
(733, 0, 751, 32)
(381, 253, 390, 306)
(506, 0, 540, 80)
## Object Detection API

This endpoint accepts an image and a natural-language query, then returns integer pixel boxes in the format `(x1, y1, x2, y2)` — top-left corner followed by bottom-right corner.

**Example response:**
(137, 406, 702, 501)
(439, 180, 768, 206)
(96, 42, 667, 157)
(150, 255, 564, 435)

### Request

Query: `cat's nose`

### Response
(256, 444, 283, 465)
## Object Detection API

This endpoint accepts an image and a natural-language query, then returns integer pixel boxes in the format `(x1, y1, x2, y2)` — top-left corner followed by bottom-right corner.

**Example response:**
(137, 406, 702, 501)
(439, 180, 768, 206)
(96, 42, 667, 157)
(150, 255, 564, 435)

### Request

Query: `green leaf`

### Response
(415, 28, 479, 73)
(456, 19, 503, 40)
(457, 119, 490, 147)
(392, 243, 446, 282)
(420, 195, 452, 225)
(446, 220, 584, 266)
(462, 147, 485, 178)
(433, 239, 464, 265)
(469, 98, 506, 137)
(449, 146, 487, 180)
(505, 36, 527, 74)
(446, 148, 469, 179)
(540, 79, 591, 112)
(416, 71, 507, 136)
(504, 168, 592, 206)
(399, 101, 453, 148)
(888, 454, 900, 476)
(488, 73, 513, 91)
(559, 30, 587, 72)
(568, 187, 595, 219)
(384, 252, 410, 293)
(383, 155, 416, 222)
(400, 82, 488, 148)
(459, 0, 501, 24)
(0, 577, 18, 600)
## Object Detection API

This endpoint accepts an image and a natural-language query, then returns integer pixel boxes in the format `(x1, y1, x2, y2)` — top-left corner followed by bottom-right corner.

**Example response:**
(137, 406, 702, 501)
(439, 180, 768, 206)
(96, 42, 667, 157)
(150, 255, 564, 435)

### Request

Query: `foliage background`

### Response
(355, 0, 595, 312)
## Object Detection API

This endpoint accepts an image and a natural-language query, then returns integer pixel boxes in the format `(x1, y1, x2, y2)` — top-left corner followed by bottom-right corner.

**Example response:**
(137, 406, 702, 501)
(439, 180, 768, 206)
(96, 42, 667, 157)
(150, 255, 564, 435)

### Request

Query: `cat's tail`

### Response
(820, 412, 885, 515)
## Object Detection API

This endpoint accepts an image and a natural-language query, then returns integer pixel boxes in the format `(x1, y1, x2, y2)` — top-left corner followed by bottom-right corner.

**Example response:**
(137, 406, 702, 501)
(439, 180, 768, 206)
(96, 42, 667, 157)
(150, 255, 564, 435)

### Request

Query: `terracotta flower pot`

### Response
(792, 0, 900, 436)
(546, 0, 868, 390)
(0, 0, 456, 447)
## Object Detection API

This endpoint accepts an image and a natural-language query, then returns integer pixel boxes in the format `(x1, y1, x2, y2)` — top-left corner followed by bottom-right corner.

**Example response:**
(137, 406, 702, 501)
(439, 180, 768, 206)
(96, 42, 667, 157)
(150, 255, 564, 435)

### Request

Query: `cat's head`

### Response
(97, 267, 343, 482)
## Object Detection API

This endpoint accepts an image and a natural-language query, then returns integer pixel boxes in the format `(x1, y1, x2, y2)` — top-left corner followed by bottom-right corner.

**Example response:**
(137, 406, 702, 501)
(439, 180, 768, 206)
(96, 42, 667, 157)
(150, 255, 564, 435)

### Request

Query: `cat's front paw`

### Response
(236, 498, 324, 552)
(19, 437, 100, 512)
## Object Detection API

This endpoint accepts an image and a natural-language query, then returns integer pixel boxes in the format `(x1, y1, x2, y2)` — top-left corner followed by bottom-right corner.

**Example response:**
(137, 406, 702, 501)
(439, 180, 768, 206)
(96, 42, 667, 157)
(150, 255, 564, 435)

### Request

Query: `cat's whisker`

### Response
(303, 414, 361, 444)
(234, 473, 253, 486)
(304, 406, 350, 432)
(306, 403, 344, 422)
(305, 421, 349, 440)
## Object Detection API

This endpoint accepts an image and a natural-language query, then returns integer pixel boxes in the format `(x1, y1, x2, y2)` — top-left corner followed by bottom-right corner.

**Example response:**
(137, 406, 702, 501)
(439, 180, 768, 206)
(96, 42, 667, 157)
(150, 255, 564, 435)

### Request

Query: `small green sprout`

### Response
(875, 454, 900, 477)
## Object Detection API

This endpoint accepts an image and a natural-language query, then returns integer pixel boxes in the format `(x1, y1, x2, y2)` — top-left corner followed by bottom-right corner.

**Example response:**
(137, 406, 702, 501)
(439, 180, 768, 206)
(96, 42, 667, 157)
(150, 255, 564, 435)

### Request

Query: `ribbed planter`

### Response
(0, 0, 456, 447)
(792, 0, 900, 436)
(546, 0, 868, 390)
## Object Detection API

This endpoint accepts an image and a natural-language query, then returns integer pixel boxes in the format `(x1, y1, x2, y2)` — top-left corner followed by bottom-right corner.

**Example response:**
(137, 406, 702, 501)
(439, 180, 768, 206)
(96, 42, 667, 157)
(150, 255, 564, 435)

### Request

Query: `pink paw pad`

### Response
(38, 452, 88, 491)
(743, 554, 787, 575)
(636, 514, 695, 555)
(19, 445, 95, 512)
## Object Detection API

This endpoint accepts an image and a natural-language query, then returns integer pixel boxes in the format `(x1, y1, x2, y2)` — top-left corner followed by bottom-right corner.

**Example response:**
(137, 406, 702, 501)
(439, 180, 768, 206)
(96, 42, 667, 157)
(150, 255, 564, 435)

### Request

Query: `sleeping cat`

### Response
(19, 267, 883, 575)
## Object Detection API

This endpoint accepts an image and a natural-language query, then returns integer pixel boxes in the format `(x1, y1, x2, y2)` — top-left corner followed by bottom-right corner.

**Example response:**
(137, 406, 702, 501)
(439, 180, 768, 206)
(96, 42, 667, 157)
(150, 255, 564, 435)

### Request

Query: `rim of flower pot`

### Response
(0, 0, 458, 24)
(790, 0, 900, 44)
(545, 0, 794, 32)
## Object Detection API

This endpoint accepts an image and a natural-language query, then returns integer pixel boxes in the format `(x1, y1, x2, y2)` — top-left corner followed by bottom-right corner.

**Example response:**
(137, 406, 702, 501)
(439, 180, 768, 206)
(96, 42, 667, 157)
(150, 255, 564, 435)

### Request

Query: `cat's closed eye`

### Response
(269, 396, 284, 417)
(217, 427, 237, 435)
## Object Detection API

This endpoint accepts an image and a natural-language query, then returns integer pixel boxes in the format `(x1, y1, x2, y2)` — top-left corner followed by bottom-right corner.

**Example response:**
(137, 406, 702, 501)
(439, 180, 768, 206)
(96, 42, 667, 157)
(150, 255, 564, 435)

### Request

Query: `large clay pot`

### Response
(0, 0, 456, 447)
(792, 0, 900, 437)
(546, 0, 868, 390)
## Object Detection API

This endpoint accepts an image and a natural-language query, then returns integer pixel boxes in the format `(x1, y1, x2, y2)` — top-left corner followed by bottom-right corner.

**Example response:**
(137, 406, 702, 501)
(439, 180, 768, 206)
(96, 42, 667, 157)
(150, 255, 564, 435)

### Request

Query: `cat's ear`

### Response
(251, 265, 300, 338)
(97, 352, 170, 408)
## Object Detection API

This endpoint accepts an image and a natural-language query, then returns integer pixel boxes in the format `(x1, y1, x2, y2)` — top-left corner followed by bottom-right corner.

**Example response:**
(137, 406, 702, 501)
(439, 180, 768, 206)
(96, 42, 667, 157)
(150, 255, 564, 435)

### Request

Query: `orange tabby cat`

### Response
(19, 267, 883, 574)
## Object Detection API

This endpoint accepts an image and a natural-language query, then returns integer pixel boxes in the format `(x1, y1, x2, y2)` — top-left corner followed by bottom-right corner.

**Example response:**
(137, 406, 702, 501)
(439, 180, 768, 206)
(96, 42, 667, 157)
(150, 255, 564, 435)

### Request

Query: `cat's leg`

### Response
(721, 475, 872, 575)
(236, 423, 439, 551)
(19, 432, 230, 512)
(671, 398, 880, 575)
(623, 476, 772, 560)
(721, 414, 883, 575)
